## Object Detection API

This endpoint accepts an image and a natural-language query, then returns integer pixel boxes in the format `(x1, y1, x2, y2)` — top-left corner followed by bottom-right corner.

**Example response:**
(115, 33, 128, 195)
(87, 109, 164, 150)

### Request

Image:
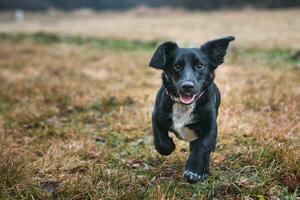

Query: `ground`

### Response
(0, 9, 299, 199)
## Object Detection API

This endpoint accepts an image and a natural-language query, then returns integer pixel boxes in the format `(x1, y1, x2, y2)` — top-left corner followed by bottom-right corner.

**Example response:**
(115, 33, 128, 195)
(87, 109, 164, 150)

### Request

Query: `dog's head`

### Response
(149, 36, 235, 104)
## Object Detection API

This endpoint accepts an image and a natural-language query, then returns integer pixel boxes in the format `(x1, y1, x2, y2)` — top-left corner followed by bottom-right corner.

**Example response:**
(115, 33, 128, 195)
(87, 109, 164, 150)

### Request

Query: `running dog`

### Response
(148, 36, 235, 183)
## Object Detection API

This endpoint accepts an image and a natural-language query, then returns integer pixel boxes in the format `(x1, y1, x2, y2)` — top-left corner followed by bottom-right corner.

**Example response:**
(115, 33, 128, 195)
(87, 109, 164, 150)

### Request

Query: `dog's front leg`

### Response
(152, 115, 175, 156)
(184, 122, 217, 183)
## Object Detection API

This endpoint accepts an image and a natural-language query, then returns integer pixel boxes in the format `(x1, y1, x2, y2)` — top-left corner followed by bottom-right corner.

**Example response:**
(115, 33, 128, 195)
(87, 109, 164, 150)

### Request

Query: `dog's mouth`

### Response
(179, 94, 196, 105)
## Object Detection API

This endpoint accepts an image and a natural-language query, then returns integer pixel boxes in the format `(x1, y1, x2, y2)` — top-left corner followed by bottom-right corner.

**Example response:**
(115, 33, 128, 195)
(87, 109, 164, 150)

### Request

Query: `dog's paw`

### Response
(154, 139, 175, 156)
(183, 170, 209, 184)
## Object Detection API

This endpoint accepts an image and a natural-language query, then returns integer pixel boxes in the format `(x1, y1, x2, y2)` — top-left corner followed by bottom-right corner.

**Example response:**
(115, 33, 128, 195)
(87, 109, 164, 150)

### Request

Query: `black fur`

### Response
(149, 36, 235, 183)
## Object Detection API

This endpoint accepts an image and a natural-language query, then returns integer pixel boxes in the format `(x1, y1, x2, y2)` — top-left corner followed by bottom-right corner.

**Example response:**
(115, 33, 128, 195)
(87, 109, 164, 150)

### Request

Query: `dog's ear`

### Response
(149, 42, 178, 69)
(201, 36, 235, 66)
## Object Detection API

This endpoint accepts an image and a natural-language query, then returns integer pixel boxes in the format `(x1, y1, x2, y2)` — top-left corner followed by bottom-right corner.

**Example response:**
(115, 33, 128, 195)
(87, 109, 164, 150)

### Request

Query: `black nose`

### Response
(181, 81, 194, 92)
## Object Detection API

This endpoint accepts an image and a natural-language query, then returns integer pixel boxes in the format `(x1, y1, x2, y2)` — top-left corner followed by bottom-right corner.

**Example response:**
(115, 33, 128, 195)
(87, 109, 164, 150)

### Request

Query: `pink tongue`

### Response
(179, 94, 195, 104)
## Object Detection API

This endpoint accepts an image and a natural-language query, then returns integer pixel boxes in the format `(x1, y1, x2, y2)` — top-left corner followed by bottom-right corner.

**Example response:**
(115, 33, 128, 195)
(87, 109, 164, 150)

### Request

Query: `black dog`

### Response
(148, 36, 235, 183)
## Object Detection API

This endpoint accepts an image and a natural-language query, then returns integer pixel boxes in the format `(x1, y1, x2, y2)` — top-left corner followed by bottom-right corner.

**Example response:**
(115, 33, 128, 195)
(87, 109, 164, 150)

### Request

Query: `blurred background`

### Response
(0, 0, 300, 48)
(1, 0, 300, 10)
(0, 1, 299, 199)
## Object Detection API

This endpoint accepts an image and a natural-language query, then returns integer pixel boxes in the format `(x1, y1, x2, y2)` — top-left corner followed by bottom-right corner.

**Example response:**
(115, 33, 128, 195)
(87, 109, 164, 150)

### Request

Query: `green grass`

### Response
(230, 47, 300, 69)
(0, 32, 158, 51)
(0, 32, 299, 69)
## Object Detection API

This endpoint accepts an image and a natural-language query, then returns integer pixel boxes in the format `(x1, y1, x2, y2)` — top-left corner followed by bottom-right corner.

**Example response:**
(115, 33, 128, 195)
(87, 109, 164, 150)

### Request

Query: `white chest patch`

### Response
(171, 102, 198, 141)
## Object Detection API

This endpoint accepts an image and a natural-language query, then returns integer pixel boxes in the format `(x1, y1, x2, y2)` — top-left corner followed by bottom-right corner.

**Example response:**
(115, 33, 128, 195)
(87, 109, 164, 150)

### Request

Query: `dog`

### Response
(148, 36, 235, 183)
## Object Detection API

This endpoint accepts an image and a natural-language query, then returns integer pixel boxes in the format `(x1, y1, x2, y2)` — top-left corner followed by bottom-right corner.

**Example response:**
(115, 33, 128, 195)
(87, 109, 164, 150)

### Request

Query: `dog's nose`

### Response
(181, 81, 194, 92)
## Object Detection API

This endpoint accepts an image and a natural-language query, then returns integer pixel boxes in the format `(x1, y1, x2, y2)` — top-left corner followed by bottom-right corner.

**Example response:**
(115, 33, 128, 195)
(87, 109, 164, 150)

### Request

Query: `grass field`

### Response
(0, 9, 299, 199)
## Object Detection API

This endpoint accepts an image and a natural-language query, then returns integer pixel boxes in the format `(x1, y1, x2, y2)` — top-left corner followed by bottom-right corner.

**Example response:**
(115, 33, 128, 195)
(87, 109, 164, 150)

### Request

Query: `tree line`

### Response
(0, 0, 299, 11)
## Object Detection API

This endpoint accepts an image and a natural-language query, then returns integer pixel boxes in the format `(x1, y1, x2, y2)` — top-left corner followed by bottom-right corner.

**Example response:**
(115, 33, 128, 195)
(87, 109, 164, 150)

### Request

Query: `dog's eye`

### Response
(173, 63, 182, 71)
(195, 63, 204, 70)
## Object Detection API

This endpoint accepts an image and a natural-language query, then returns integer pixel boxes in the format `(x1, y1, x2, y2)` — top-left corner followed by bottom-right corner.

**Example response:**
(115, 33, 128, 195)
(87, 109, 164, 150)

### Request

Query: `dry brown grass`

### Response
(0, 39, 299, 199)
(0, 9, 300, 49)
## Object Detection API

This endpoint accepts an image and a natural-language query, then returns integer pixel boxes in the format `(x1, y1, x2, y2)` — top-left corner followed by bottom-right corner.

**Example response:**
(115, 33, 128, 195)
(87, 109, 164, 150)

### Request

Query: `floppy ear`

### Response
(201, 36, 235, 66)
(149, 42, 178, 69)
